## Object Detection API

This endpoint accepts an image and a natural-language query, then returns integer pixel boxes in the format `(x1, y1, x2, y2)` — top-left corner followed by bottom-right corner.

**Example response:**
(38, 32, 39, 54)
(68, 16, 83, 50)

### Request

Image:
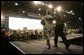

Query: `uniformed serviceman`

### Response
(41, 10, 54, 49)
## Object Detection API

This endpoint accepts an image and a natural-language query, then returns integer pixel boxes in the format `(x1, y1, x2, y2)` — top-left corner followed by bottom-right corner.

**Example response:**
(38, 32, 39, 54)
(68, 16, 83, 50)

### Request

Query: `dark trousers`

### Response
(54, 24, 69, 47)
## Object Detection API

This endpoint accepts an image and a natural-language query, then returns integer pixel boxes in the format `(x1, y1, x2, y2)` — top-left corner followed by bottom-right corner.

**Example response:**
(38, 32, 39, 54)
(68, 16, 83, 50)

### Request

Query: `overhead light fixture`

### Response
(1, 14, 5, 21)
(33, 1, 41, 5)
(79, 18, 81, 19)
(53, 20, 56, 24)
(70, 10, 73, 13)
(48, 4, 53, 9)
(22, 11, 25, 13)
(39, 14, 41, 15)
(39, 8, 41, 10)
(1, 14, 3, 18)
(56, 6, 62, 11)
(15, 3, 18, 6)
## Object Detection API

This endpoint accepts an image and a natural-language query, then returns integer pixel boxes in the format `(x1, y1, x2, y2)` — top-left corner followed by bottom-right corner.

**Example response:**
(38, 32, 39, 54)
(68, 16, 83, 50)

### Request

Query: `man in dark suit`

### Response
(54, 11, 70, 49)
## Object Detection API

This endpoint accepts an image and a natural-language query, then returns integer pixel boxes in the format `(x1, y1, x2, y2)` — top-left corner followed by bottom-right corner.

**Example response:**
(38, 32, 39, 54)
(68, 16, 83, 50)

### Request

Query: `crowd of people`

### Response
(1, 29, 43, 41)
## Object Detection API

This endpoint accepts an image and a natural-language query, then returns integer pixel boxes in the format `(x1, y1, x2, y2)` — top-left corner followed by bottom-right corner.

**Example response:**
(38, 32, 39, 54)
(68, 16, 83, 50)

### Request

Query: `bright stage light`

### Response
(56, 6, 62, 12)
(33, 1, 41, 5)
(48, 4, 53, 9)
(15, 3, 18, 6)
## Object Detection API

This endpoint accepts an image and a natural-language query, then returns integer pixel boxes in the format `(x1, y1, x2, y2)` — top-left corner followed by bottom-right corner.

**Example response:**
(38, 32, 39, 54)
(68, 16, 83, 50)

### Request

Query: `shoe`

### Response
(53, 45, 58, 48)
(65, 43, 70, 49)
(47, 46, 50, 49)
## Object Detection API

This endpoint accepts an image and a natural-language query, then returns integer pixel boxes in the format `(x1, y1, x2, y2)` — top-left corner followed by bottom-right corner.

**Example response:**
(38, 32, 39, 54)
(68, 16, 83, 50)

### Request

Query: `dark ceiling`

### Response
(1, 1, 83, 28)
(1, 1, 83, 16)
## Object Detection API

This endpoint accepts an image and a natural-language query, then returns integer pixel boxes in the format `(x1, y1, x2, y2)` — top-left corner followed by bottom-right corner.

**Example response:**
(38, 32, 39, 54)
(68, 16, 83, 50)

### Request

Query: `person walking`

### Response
(54, 12, 70, 49)
(41, 10, 54, 49)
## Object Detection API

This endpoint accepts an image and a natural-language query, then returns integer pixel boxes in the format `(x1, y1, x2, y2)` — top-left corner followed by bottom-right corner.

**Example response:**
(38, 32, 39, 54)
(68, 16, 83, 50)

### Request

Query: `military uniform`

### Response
(41, 15, 54, 49)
